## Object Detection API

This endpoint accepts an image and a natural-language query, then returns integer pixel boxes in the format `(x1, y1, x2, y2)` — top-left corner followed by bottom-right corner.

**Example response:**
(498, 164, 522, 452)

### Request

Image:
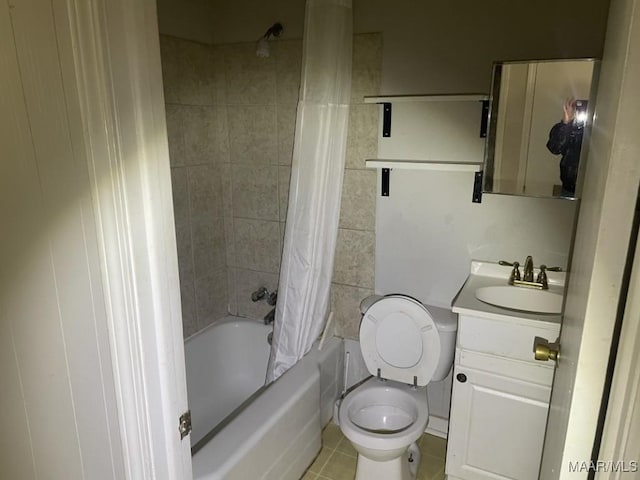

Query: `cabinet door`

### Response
(446, 364, 551, 480)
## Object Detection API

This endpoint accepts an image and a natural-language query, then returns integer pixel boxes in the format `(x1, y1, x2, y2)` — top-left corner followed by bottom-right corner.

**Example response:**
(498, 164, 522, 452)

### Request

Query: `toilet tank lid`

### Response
(424, 304, 458, 332)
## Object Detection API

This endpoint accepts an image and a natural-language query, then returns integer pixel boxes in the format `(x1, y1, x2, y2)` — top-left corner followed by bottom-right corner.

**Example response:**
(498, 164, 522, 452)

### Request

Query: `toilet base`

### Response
(354, 447, 417, 480)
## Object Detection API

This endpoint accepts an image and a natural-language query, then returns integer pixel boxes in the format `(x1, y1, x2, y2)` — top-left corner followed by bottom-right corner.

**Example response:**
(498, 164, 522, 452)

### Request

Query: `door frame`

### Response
(60, 0, 191, 478)
(597, 222, 640, 478)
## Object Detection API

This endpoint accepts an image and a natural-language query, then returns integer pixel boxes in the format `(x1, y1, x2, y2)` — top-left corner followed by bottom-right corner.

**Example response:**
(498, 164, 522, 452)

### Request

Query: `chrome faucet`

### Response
(523, 256, 534, 282)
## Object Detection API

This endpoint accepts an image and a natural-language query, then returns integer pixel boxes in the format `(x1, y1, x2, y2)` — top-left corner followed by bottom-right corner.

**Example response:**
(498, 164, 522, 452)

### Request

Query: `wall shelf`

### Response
(365, 159, 482, 172)
(364, 94, 488, 104)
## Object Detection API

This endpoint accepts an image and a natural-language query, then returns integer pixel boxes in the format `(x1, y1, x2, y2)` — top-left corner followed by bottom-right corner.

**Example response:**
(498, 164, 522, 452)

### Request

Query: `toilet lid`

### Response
(359, 295, 441, 386)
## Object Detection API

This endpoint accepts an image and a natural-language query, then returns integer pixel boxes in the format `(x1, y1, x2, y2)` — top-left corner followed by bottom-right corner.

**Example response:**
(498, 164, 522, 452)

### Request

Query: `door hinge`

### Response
(179, 410, 192, 440)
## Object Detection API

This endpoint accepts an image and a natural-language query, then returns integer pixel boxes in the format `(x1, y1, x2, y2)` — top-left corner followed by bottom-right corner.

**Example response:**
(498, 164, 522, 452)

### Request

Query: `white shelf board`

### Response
(365, 159, 483, 172)
(364, 94, 488, 104)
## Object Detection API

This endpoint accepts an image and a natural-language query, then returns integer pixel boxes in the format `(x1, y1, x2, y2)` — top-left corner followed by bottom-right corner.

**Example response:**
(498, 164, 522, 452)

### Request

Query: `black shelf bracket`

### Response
(381, 168, 390, 196)
(472, 170, 483, 203)
(480, 100, 490, 138)
(382, 103, 392, 137)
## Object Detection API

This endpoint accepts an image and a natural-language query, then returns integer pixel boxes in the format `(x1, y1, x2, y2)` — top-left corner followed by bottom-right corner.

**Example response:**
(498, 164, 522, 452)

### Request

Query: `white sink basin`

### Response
(475, 286, 563, 314)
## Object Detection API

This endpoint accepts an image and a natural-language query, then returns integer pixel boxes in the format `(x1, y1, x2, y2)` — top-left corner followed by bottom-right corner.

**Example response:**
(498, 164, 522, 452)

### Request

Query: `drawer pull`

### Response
(456, 373, 467, 383)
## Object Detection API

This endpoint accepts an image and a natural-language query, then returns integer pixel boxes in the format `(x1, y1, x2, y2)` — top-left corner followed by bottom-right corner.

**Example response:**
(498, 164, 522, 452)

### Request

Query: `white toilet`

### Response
(338, 294, 457, 480)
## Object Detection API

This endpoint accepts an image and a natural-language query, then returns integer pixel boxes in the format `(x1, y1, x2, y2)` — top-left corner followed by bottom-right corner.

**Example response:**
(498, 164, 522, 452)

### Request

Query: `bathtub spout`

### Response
(264, 307, 276, 325)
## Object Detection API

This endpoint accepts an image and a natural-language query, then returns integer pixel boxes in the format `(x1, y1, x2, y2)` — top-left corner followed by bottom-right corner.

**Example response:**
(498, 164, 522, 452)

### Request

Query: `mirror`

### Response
(483, 59, 598, 199)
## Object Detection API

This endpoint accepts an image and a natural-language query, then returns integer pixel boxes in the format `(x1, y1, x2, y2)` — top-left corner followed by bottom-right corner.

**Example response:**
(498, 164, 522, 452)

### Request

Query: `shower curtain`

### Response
(266, 0, 352, 381)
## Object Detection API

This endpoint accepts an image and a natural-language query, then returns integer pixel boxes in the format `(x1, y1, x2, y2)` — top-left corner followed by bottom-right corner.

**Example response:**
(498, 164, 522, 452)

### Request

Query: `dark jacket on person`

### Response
(546, 121, 583, 196)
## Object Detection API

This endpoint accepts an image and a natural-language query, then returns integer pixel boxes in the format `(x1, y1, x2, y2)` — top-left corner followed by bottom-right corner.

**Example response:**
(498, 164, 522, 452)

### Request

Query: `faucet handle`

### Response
(545, 266, 563, 272)
(537, 265, 549, 289)
(499, 260, 521, 283)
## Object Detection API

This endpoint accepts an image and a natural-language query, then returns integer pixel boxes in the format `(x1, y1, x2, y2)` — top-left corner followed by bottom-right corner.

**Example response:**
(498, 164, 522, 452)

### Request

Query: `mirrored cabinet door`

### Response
(483, 59, 598, 199)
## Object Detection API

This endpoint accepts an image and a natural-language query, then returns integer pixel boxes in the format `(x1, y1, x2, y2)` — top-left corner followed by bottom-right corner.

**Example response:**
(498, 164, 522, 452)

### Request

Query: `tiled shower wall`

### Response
(160, 34, 381, 339)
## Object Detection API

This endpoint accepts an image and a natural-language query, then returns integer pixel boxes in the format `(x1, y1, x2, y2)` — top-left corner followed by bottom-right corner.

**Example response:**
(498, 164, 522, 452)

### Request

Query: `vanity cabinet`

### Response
(446, 314, 559, 480)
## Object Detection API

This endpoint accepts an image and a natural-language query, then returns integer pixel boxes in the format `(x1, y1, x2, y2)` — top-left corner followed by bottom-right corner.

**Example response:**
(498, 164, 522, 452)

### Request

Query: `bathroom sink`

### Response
(474, 286, 563, 314)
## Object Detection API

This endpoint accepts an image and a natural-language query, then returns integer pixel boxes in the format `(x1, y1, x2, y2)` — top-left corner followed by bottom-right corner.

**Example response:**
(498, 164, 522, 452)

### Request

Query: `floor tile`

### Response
(417, 454, 445, 480)
(334, 437, 357, 457)
(419, 433, 447, 459)
(319, 451, 357, 480)
(308, 446, 332, 474)
(321, 423, 343, 449)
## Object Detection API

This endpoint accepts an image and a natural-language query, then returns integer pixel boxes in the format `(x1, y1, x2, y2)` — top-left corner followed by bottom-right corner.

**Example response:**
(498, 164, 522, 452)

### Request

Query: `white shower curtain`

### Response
(266, 0, 352, 381)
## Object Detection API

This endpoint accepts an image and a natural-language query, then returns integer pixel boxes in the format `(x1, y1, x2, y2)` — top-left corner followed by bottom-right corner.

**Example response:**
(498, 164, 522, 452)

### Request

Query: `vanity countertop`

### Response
(452, 261, 565, 327)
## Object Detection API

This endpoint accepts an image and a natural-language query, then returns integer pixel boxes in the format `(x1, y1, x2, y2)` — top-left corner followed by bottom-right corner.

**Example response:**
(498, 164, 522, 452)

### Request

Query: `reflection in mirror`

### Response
(483, 59, 598, 199)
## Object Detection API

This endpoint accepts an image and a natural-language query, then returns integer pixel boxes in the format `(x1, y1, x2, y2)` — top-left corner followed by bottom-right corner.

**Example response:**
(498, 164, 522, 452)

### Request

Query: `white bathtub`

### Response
(185, 316, 343, 480)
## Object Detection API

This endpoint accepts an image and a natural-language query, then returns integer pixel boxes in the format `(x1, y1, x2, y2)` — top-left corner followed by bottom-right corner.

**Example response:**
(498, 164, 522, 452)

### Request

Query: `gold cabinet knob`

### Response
(534, 339, 560, 362)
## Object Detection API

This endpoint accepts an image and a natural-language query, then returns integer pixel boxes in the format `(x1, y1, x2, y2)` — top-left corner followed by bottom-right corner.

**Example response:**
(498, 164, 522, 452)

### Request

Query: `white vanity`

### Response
(446, 261, 564, 480)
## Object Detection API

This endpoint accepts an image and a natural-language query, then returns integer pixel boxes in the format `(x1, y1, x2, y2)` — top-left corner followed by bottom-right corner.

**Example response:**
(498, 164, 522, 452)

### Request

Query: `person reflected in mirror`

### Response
(546, 97, 585, 197)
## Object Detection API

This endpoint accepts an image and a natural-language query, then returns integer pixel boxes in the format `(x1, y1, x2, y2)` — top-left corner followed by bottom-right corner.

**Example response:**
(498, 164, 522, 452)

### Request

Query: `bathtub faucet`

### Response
(264, 307, 276, 325)
(251, 287, 277, 306)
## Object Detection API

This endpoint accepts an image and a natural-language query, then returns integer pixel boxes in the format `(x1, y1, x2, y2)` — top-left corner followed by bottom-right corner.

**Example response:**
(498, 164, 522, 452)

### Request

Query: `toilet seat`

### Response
(360, 295, 441, 386)
(339, 377, 429, 453)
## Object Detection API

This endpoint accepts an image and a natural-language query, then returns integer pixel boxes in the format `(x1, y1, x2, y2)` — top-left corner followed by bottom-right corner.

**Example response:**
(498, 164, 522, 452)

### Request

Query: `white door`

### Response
(1, 0, 191, 478)
(539, 0, 640, 476)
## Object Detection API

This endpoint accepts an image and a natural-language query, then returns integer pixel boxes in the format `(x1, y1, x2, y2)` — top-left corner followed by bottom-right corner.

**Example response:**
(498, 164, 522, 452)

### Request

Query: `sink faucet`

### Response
(523, 256, 534, 282)
(501, 256, 562, 290)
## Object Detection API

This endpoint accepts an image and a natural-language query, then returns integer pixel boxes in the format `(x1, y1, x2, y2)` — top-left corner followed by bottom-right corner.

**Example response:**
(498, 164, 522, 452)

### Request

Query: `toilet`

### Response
(338, 294, 457, 480)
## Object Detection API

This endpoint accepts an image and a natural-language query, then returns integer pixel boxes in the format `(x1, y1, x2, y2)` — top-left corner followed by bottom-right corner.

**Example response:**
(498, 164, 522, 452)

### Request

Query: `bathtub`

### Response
(185, 316, 343, 480)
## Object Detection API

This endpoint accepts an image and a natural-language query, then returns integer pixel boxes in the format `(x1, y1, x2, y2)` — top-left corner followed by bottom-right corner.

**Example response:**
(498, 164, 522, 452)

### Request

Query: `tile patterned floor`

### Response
(301, 423, 446, 480)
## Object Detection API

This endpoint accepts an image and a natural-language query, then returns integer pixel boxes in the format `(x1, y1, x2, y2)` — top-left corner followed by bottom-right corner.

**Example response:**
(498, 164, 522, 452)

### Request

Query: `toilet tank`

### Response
(425, 304, 458, 382)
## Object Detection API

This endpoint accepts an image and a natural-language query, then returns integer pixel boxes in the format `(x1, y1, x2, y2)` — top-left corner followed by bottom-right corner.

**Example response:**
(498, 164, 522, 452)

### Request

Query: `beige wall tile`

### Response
(228, 105, 277, 164)
(183, 106, 228, 165)
(233, 218, 281, 273)
(175, 221, 194, 288)
(278, 166, 291, 222)
(181, 106, 215, 165)
(339, 169, 376, 231)
(209, 46, 227, 105)
(192, 217, 226, 280)
(227, 268, 238, 315)
(188, 165, 223, 221)
(210, 106, 230, 163)
(231, 164, 279, 220)
(221, 163, 233, 216)
(159, 35, 180, 104)
(235, 268, 279, 320)
(165, 104, 185, 166)
(331, 284, 373, 339)
(277, 104, 297, 165)
(176, 39, 216, 105)
(333, 229, 375, 288)
(195, 268, 228, 329)
(180, 279, 198, 338)
(170, 167, 190, 228)
(223, 213, 236, 267)
(274, 40, 302, 105)
(345, 104, 379, 169)
(222, 43, 276, 105)
(351, 33, 382, 103)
